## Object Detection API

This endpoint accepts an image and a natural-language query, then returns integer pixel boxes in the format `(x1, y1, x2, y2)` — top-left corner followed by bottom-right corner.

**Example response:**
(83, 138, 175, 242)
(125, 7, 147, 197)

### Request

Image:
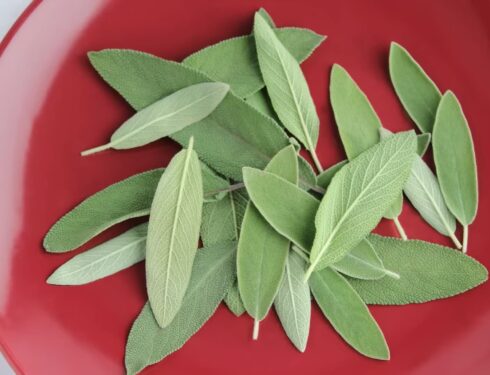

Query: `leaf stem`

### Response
(393, 217, 408, 241)
(463, 225, 469, 253)
(309, 149, 323, 173)
(291, 245, 310, 263)
(81, 143, 112, 156)
(449, 231, 463, 250)
(384, 269, 401, 280)
(303, 265, 314, 283)
(252, 319, 260, 340)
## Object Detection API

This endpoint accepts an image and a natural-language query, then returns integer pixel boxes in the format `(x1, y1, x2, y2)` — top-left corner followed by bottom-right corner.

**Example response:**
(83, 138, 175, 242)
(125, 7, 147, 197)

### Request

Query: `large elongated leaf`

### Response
(125, 241, 236, 375)
(307, 132, 416, 276)
(274, 251, 311, 352)
(349, 235, 488, 304)
(82, 83, 229, 155)
(183, 25, 324, 98)
(47, 223, 147, 285)
(146, 140, 203, 328)
(254, 13, 319, 152)
(310, 268, 389, 360)
(44, 165, 226, 252)
(88, 50, 290, 180)
(389, 42, 441, 132)
(433, 92, 478, 230)
(238, 146, 297, 326)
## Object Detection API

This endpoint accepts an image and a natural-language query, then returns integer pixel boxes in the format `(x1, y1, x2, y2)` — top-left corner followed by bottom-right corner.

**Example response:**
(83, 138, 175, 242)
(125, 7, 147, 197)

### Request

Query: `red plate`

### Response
(1, 0, 489, 374)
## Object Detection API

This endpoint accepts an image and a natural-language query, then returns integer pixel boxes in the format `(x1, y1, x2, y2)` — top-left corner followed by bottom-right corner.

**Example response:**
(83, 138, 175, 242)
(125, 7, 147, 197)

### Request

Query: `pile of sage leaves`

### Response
(43, 9, 486, 374)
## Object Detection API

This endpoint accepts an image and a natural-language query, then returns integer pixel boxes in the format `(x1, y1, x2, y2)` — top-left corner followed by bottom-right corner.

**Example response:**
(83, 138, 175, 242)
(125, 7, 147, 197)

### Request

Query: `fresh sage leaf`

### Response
(81, 83, 229, 155)
(88, 49, 291, 181)
(125, 240, 236, 375)
(317, 160, 347, 189)
(274, 251, 311, 352)
(298, 155, 317, 190)
(257, 7, 276, 27)
(254, 13, 321, 170)
(47, 223, 148, 285)
(238, 146, 298, 333)
(146, 139, 203, 328)
(350, 235, 488, 304)
(433, 91, 478, 252)
(306, 132, 417, 278)
(223, 282, 246, 317)
(417, 133, 431, 156)
(245, 88, 278, 120)
(389, 42, 441, 132)
(182, 24, 325, 98)
(310, 267, 389, 360)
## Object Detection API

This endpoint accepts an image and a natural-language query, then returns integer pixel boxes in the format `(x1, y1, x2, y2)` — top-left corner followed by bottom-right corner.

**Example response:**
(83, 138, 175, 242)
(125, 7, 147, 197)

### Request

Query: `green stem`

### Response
(252, 319, 260, 340)
(81, 143, 112, 156)
(309, 149, 323, 173)
(463, 225, 469, 253)
(303, 264, 314, 283)
(449, 231, 463, 250)
(291, 245, 310, 263)
(393, 217, 408, 241)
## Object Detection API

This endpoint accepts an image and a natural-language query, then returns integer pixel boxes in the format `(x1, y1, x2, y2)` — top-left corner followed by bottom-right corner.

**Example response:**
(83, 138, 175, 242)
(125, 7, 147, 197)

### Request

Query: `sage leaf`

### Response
(146, 139, 203, 328)
(306, 132, 417, 277)
(254, 13, 320, 166)
(257, 7, 276, 27)
(88, 49, 291, 181)
(350, 235, 488, 304)
(223, 283, 246, 317)
(433, 91, 478, 251)
(245, 89, 278, 120)
(417, 133, 431, 156)
(81, 83, 229, 155)
(182, 25, 325, 98)
(47, 223, 147, 285)
(274, 251, 311, 352)
(389, 42, 441, 132)
(310, 267, 389, 360)
(317, 160, 347, 189)
(238, 146, 297, 331)
(125, 241, 236, 375)
(44, 165, 227, 252)
(298, 155, 317, 190)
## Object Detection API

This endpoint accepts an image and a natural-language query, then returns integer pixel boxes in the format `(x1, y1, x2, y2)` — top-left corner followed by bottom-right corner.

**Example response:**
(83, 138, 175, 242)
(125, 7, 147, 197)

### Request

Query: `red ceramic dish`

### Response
(1, 0, 490, 374)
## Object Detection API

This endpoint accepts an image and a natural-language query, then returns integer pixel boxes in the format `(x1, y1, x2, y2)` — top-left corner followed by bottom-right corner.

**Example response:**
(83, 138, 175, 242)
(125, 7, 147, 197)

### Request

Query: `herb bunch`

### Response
(44, 9, 486, 374)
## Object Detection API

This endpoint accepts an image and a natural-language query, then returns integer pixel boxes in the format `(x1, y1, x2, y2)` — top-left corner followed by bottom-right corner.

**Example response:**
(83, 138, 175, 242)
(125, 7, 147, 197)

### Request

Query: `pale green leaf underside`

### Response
(309, 132, 416, 271)
(433, 91, 478, 225)
(310, 268, 389, 360)
(317, 160, 347, 190)
(274, 251, 311, 352)
(146, 144, 203, 328)
(254, 13, 319, 151)
(350, 235, 488, 304)
(389, 42, 441, 133)
(88, 49, 290, 181)
(125, 241, 236, 375)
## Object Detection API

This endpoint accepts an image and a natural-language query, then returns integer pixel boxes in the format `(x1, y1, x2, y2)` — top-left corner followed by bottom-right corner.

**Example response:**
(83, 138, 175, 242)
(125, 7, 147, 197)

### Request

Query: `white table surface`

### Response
(0, 1, 31, 372)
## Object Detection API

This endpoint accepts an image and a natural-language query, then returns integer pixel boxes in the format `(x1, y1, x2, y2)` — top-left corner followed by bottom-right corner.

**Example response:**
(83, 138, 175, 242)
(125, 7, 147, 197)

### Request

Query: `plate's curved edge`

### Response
(0, 0, 42, 58)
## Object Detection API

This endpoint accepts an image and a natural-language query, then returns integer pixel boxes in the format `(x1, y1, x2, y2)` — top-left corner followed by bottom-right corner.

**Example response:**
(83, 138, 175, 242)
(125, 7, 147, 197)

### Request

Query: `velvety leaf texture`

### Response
(317, 160, 347, 190)
(125, 241, 236, 375)
(146, 142, 203, 328)
(350, 235, 488, 305)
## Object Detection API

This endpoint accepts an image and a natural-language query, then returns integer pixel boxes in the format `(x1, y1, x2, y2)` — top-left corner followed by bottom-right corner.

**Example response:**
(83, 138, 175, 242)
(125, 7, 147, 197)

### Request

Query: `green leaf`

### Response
(389, 42, 441, 132)
(274, 251, 311, 352)
(297, 155, 317, 190)
(310, 267, 389, 360)
(182, 23, 325, 98)
(47, 223, 147, 285)
(254, 13, 319, 152)
(44, 165, 227, 253)
(125, 241, 236, 375)
(245, 88, 278, 120)
(307, 132, 417, 276)
(417, 133, 431, 156)
(88, 49, 290, 181)
(433, 91, 478, 230)
(146, 139, 203, 328)
(81, 83, 229, 155)
(332, 238, 390, 280)
(349, 235, 488, 304)
(223, 282, 246, 317)
(238, 146, 297, 325)
(257, 8, 276, 27)
(317, 160, 347, 189)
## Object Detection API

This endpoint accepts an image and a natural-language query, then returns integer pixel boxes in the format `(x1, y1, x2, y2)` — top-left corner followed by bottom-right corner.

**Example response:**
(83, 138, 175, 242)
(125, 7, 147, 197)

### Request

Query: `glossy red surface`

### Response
(1, 0, 490, 373)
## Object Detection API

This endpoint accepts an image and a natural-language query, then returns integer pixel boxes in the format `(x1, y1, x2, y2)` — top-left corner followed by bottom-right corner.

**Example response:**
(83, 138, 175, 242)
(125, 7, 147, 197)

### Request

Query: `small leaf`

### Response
(297, 155, 317, 190)
(125, 241, 236, 375)
(146, 139, 203, 328)
(245, 88, 278, 120)
(317, 160, 347, 189)
(223, 282, 246, 317)
(81, 83, 229, 155)
(238, 146, 298, 324)
(274, 251, 311, 352)
(349, 235, 488, 304)
(433, 91, 478, 227)
(389, 42, 441, 132)
(310, 267, 389, 360)
(254, 13, 320, 152)
(307, 132, 416, 275)
(257, 8, 276, 27)
(417, 133, 431, 156)
(47, 223, 147, 285)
